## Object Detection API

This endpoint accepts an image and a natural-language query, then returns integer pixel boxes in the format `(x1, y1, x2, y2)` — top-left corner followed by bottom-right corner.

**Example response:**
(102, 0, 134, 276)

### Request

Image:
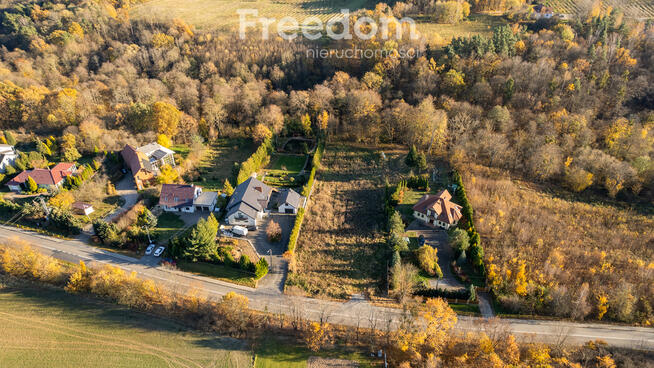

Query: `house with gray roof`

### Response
(225, 177, 272, 228)
(276, 188, 305, 214)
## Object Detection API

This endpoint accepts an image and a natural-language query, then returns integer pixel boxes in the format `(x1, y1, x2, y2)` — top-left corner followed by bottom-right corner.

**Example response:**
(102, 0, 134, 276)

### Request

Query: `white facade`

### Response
(413, 210, 456, 230)
(227, 210, 257, 227)
(278, 203, 298, 214)
(8, 184, 20, 192)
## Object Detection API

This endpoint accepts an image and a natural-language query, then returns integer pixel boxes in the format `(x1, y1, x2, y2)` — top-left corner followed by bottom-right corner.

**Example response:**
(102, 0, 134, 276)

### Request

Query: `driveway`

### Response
(406, 220, 465, 291)
(246, 214, 295, 293)
(103, 175, 139, 223)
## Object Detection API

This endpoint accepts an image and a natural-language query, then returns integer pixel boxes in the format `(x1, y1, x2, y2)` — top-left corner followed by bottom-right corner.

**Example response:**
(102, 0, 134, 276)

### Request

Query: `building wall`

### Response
(278, 203, 297, 214)
(227, 211, 256, 227)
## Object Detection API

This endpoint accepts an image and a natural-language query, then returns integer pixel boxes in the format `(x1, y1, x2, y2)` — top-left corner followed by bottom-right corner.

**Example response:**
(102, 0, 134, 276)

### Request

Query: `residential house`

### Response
(533, 4, 555, 19)
(276, 188, 305, 214)
(6, 163, 77, 192)
(121, 143, 175, 189)
(225, 177, 272, 228)
(159, 184, 203, 213)
(0, 144, 18, 173)
(412, 189, 463, 230)
(72, 202, 94, 216)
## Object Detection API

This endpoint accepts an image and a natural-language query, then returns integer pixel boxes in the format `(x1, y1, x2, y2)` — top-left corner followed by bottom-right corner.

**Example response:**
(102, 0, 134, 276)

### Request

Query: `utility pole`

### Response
(268, 248, 273, 270)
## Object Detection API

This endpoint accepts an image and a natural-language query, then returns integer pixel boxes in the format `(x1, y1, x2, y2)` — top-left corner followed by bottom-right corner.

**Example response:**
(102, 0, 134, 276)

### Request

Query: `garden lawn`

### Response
(154, 212, 186, 244)
(177, 261, 257, 288)
(0, 275, 252, 368)
(268, 154, 307, 173)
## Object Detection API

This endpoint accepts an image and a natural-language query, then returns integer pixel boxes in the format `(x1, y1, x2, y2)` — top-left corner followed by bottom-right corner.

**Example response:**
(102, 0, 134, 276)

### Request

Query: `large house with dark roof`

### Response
(412, 189, 463, 230)
(225, 177, 273, 227)
(6, 163, 77, 192)
(121, 143, 175, 189)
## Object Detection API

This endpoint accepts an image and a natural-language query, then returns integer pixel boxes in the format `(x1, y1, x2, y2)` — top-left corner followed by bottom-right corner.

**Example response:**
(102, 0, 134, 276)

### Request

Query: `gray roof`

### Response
(194, 191, 218, 206)
(226, 177, 272, 219)
(137, 143, 174, 158)
(277, 188, 304, 209)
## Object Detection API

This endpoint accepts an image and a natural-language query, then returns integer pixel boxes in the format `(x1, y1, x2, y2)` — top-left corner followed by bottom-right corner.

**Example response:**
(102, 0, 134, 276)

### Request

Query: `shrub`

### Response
(254, 258, 268, 279)
(93, 219, 119, 245)
(266, 220, 282, 242)
(239, 255, 254, 272)
(287, 207, 305, 254)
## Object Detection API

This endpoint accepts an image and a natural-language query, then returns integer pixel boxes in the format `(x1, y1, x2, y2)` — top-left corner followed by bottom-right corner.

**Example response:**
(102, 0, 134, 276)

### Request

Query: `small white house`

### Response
(72, 202, 94, 216)
(276, 188, 305, 214)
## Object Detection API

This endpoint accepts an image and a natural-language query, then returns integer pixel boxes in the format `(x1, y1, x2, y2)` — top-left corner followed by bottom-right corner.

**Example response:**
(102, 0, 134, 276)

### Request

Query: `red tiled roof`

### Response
(412, 189, 463, 225)
(51, 162, 75, 174)
(159, 184, 199, 208)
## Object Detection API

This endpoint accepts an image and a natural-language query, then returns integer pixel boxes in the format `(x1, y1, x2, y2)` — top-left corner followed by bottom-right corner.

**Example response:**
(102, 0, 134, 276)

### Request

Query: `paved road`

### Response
(0, 225, 652, 351)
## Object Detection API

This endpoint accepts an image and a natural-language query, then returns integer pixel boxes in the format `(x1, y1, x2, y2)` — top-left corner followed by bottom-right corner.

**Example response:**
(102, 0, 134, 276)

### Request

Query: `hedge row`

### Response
(286, 207, 305, 254)
(236, 138, 273, 184)
(414, 287, 470, 300)
(452, 170, 485, 276)
(301, 140, 325, 197)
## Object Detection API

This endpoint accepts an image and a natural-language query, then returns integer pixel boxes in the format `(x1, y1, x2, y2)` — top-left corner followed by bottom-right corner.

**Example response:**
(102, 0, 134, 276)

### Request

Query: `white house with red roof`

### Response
(412, 189, 463, 230)
(6, 163, 77, 192)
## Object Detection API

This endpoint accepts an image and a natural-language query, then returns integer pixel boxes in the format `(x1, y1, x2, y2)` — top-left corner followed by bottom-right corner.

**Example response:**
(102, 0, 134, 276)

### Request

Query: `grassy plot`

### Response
(262, 153, 308, 188)
(254, 335, 379, 368)
(291, 144, 411, 299)
(131, 0, 374, 31)
(154, 212, 186, 244)
(0, 277, 252, 368)
(177, 261, 257, 287)
(415, 14, 507, 43)
(190, 138, 256, 191)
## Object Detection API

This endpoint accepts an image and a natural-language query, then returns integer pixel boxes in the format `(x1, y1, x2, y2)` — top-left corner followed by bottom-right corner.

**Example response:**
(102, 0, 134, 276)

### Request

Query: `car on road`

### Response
(153, 246, 165, 257)
(145, 244, 156, 255)
(418, 234, 425, 246)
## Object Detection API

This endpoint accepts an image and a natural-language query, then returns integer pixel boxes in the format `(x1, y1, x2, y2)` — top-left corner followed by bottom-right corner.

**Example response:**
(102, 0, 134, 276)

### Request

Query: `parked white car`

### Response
(145, 244, 156, 255)
(153, 246, 165, 257)
(232, 226, 248, 237)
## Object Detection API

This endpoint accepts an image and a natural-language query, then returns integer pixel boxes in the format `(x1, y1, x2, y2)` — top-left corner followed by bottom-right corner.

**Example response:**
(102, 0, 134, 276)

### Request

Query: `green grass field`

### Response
(154, 212, 186, 244)
(268, 154, 307, 173)
(542, 0, 654, 18)
(177, 260, 257, 287)
(0, 277, 252, 368)
(415, 14, 506, 43)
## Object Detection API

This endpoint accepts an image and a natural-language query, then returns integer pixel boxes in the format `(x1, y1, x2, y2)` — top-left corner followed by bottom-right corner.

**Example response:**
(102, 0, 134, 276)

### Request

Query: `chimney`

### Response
(254, 186, 262, 193)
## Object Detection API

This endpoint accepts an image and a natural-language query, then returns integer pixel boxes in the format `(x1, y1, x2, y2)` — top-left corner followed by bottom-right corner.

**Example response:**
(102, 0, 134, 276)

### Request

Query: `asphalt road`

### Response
(0, 225, 652, 351)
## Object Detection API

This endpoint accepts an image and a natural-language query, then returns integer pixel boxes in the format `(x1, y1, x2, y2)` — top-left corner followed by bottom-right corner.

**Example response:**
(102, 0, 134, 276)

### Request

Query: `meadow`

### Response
(0, 276, 252, 368)
(290, 144, 411, 299)
(186, 138, 256, 191)
(131, 0, 374, 31)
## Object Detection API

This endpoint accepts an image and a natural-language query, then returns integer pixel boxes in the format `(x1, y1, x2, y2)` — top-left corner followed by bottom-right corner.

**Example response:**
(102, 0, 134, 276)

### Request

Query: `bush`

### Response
(254, 258, 268, 279)
(266, 220, 282, 242)
(287, 207, 305, 254)
(93, 219, 119, 245)
(414, 287, 470, 300)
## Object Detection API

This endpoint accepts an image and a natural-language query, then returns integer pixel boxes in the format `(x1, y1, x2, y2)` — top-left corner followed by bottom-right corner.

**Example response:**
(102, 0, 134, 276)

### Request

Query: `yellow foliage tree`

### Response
(303, 322, 332, 352)
(252, 123, 272, 143)
(68, 22, 84, 39)
(48, 191, 75, 210)
(157, 164, 179, 184)
(514, 262, 528, 296)
(596, 294, 608, 320)
(151, 101, 181, 137)
(65, 261, 90, 293)
(152, 33, 174, 48)
(157, 133, 172, 148)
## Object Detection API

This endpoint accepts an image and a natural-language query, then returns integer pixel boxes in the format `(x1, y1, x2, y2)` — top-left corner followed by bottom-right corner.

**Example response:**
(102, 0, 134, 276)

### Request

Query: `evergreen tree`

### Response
(136, 208, 157, 229)
(223, 178, 234, 196)
(405, 145, 418, 167)
(26, 175, 38, 192)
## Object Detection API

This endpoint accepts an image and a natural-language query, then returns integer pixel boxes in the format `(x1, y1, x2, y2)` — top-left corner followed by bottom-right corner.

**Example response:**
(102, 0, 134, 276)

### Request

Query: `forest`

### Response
(0, 0, 652, 322)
